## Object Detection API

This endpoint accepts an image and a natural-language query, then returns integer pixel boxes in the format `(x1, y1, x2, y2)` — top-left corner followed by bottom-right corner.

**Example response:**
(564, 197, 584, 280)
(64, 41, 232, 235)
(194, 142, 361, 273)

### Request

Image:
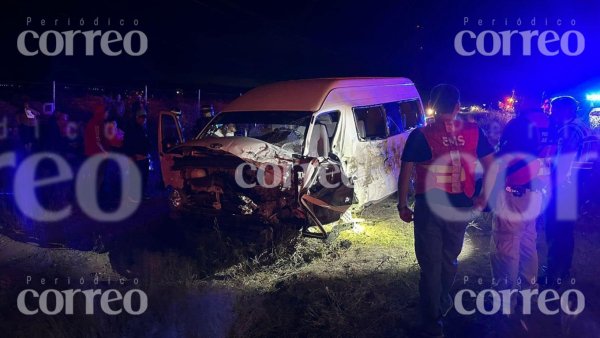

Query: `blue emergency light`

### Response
(586, 93, 600, 102)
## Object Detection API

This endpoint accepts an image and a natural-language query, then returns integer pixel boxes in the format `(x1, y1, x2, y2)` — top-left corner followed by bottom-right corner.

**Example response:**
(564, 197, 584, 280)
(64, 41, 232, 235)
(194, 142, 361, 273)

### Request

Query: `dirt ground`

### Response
(1, 195, 599, 338)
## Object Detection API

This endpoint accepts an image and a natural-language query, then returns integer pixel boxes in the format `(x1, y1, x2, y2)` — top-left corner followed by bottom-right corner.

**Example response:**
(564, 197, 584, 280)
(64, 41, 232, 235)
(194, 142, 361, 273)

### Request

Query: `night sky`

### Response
(2, 0, 600, 102)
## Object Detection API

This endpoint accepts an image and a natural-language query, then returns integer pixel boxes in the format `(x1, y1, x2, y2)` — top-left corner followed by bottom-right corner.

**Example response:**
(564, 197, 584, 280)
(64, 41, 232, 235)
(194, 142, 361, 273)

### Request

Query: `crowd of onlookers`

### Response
(0, 95, 153, 202)
(6, 96, 148, 157)
(0, 92, 225, 203)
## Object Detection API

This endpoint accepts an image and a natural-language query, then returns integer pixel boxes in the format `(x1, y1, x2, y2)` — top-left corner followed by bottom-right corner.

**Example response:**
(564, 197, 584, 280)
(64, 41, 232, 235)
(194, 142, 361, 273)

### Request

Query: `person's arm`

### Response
(397, 129, 429, 222)
(397, 161, 415, 222)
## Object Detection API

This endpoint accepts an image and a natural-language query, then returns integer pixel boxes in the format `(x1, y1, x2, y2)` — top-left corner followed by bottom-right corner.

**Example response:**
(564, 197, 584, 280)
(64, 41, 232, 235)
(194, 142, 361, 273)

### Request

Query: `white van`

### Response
(158, 78, 424, 237)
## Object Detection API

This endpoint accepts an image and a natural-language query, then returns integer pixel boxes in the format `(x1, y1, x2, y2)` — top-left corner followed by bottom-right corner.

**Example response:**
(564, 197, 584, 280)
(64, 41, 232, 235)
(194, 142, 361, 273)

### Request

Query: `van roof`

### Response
(223, 77, 414, 112)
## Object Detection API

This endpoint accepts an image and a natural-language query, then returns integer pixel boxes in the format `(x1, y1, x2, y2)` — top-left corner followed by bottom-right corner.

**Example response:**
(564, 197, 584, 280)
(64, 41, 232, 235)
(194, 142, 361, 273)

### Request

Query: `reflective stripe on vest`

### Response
(422, 164, 467, 185)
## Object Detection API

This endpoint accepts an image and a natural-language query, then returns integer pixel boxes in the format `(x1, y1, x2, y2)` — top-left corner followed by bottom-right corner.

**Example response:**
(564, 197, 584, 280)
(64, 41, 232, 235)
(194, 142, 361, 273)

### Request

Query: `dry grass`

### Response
(2, 194, 600, 337)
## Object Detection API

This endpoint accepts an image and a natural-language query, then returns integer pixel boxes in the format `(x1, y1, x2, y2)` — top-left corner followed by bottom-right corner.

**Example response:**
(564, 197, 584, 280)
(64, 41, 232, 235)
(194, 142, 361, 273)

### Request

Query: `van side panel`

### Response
(322, 84, 423, 205)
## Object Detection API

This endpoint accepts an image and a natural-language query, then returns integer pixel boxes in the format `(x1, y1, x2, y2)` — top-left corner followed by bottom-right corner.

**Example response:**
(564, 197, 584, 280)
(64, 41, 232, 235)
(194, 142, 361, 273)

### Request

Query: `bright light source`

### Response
(586, 93, 600, 102)
(426, 108, 434, 116)
(352, 223, 365, 234)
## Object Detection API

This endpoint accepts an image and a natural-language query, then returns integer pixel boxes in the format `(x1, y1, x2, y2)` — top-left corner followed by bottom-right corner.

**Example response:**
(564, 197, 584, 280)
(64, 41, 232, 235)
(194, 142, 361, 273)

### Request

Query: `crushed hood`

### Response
(172, 136, 296, 165)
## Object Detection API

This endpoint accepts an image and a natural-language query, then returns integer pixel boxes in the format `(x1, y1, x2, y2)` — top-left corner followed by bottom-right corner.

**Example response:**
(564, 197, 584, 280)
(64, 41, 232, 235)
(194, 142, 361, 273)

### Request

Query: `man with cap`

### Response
(124, 109, 151, 199)
(398, 84, 495, 337)
(545, 96, 591, 285)
(195, 104, 215, 134)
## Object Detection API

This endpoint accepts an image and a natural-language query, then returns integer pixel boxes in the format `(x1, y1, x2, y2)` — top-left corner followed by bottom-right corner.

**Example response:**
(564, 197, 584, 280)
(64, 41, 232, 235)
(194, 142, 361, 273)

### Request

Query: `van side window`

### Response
(400, 100, 421, 130)
(353, 105, 387, 141)
(383, 102, 403, 136)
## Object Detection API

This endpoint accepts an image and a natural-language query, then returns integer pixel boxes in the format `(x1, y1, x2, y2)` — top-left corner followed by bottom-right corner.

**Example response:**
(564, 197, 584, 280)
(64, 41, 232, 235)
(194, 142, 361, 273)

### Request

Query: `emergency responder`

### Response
(398, 84, 495, 338)
(545, 96, 591, 285)
(489, 106, 554, 314)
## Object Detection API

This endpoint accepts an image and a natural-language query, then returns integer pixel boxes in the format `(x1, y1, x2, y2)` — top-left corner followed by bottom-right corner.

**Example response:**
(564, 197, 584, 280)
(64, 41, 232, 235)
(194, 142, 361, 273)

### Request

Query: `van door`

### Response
(301, 111, 354, 237)
(300, 157, 354, 238)
(350, 105, 390, 204)
(158, 111, 184, 189)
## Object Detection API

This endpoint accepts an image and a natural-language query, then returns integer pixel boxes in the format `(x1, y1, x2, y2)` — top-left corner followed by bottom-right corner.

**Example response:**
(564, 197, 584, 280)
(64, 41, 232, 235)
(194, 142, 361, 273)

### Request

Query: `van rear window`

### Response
(383, 100, 423, 136)
(400, 100, 421, 130)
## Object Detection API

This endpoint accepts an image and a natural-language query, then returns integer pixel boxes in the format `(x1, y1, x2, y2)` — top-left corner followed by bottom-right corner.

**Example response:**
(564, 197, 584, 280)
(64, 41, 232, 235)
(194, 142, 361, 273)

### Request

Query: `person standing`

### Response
(195, 104, 215, 134)
(112, 94, 126, 127)
(84, 105, 109, 196)
(489, 107, 554, 314)
(104, 119, 125, 152)
(124, 109, 151, 199)
(84, 105, 109, 157)
(398, 84, 494, 338)
(545, 96, 591, 285)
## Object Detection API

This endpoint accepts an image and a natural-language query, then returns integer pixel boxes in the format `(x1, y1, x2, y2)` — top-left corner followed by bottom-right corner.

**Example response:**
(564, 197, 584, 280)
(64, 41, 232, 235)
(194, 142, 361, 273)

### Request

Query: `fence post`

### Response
(52, 80, 56, 112)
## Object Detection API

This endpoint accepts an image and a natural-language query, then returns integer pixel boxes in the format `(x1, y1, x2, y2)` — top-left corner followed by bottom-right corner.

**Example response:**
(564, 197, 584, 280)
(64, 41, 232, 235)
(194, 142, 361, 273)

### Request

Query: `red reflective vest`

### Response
(415, 119, 479, 198)
(505, 111, 556, 187)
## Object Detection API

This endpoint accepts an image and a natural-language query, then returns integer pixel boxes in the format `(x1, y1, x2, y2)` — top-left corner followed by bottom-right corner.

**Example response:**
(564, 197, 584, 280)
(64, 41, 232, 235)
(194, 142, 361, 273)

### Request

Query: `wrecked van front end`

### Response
(158, 110, 354, 238)
(167, 137, 300, 222)
(158, 78, 424, 237)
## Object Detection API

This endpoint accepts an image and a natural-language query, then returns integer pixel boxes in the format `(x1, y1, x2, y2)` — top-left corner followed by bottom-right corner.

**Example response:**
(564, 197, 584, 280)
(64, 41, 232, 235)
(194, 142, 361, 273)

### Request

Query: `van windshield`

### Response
(197, 111, 312, 154)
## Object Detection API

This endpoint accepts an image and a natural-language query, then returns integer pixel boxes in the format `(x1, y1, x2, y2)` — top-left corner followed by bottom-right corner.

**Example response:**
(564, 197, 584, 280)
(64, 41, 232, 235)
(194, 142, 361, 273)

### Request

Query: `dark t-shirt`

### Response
(401, 126, 494, 207)
(497, 116, 540, 157)
(124, 122, 150, 157)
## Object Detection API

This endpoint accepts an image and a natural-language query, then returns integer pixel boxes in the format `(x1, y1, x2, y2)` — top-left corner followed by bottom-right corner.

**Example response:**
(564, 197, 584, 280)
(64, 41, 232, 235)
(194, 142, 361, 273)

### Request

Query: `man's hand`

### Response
(398, 205, 414, 223)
